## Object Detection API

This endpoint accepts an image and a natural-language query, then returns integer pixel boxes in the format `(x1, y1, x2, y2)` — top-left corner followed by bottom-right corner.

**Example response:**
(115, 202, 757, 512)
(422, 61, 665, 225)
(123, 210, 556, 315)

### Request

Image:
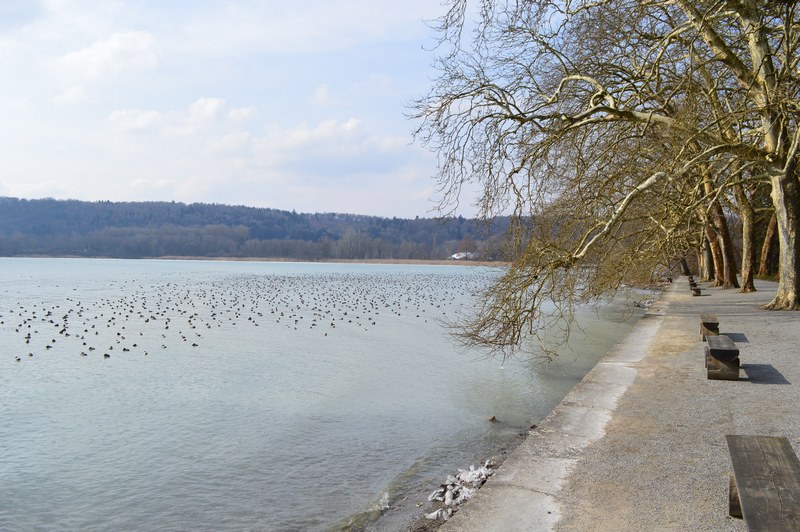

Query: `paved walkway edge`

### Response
(439, 288, 671, 531)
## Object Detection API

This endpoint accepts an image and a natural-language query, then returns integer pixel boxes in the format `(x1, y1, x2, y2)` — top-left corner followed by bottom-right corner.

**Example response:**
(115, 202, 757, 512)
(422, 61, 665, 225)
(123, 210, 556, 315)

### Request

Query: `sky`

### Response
(0, 0, 474, 218)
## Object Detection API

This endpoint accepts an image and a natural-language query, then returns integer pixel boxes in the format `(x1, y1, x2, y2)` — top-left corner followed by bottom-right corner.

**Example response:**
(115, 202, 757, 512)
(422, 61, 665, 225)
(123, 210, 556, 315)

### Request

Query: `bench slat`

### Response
(700, 313, 719, 326)
(726, 435, 800, 531)
(707, 335, 738, 361)
(699, 313, 720, 341)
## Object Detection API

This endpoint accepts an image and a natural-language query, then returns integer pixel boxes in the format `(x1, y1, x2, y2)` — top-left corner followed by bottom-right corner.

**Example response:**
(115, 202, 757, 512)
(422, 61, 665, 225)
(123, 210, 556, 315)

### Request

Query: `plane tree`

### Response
(415, 0, 800, 357)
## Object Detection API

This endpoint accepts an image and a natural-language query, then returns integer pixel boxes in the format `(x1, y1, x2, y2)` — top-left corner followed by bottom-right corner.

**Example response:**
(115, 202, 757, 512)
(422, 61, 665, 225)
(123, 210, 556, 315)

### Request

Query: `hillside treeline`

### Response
(0, 197, 508, 260)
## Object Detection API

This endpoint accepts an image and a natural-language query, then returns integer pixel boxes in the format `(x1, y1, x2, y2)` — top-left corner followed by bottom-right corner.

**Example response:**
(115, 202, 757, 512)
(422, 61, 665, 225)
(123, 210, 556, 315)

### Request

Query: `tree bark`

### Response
(733, 183, 756, 292)
(738, 1, 799, 307)
(706, 223, 725, 286)
(718, 219, 740, 289)
(684, 0, 796, 305)
(758, 212, 777, 277)
(679, 257, 691, 276)
(765, 172, 800, 309)
(697, 226, 713, 281)
(701, 236, 714, 281)
(704, 179, 740, 289)
(695, 247, 704, 278)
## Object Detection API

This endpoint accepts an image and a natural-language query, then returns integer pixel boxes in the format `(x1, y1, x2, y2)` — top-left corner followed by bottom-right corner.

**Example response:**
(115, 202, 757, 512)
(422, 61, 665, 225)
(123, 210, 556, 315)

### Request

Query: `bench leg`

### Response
(706, 349, 740, 380)
(700, 324, 719, 341)
(729, 472, 742, 518)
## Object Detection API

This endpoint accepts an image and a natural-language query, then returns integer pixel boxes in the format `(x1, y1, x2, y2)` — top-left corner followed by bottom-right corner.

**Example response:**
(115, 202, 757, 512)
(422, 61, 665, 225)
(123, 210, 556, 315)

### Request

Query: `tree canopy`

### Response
(416, 0, 800, 357)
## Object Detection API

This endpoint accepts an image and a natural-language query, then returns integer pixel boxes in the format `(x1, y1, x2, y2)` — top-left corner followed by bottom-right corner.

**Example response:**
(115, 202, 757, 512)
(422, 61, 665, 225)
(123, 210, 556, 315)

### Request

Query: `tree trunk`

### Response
(679, 257, 691, 276)
(717, 216, 740, 289)
(706, 224, 725, 286)
(701, 237, 714, 281)
(704, 180, 740, 289)
(695, 247, 704, 277)
(697, 229, 713, 281)
(758, 212, 777, 277)
(733, 183, 756, 292)
(765, 172, 800, 310)
(741, 6, 799, 308)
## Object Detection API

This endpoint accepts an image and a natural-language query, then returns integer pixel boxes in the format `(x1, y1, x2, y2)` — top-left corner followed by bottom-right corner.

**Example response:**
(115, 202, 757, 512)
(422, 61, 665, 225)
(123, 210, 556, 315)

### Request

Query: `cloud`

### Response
(249, 118, 365, 169)
(109, 109, 162, 131)
(53, 84, 90, 105)
(0, 2, 457, 217)
(312, 84, 332, 106)
(209, 130, 252, 153)
(227, 107, 256, 122)
(0, 1, 42, 31)
(288, 118, 360, 144)
(168, 1, 440, 57)
(109, 98, 253, 139)
(56, 31, 160, 80)
(189, 97, 225, 121)
(130, 177, 174, 190)
(102, 100, 426, 208)
(0, 178, 70, 199)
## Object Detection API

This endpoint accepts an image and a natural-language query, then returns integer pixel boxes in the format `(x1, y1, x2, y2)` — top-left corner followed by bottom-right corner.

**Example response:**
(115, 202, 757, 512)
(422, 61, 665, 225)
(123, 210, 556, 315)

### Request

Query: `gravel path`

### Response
(439, 277, 800, 531)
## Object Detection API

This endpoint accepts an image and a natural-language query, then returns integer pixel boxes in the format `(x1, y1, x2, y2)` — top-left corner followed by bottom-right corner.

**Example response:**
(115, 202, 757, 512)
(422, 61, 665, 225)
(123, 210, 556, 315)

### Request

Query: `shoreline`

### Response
(440, 276, 799, 530)
(370, 286, 663, 531)
(3, 255, 508, 267)
(156, 256, 508, 267)
(437, 282, 669, 530)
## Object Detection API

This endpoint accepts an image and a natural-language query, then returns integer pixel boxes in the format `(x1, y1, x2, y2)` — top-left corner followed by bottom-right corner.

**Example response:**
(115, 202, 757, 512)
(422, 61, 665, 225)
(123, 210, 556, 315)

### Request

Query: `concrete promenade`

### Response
(440, 277, 800, 531)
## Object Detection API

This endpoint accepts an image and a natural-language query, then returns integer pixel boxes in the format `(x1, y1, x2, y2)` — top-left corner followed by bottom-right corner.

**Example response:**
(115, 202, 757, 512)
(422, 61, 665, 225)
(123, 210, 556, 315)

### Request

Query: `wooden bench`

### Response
(700, 313, 719, 340)
(705, 334, 739, 380)
(726, 435, 800, 530)
(690, 281, 701, 296)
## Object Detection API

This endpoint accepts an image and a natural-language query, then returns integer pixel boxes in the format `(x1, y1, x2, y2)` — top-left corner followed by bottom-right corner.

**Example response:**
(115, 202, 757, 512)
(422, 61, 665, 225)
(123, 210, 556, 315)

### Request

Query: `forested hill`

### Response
(0, 197, 508, 260)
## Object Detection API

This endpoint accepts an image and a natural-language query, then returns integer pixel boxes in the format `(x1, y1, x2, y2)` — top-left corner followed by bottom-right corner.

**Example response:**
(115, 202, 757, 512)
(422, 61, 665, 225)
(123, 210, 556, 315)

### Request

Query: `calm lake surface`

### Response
(0, 258, 646, 530)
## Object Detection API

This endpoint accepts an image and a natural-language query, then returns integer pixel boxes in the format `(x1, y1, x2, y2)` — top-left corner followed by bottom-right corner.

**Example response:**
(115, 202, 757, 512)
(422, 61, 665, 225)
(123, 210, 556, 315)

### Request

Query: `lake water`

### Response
(0, 258, 646, 530)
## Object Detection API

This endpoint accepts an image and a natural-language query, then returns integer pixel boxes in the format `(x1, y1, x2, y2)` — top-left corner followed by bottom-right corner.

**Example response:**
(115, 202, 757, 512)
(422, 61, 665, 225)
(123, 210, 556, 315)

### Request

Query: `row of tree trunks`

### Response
(696, 202, 789, 295)
(417, 0, 800, 355)
(704, 180, 740, 289)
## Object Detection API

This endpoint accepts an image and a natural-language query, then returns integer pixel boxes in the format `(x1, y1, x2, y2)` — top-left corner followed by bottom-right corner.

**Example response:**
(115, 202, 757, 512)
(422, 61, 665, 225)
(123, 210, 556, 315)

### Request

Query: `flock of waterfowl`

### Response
(3, 271, 493, 364)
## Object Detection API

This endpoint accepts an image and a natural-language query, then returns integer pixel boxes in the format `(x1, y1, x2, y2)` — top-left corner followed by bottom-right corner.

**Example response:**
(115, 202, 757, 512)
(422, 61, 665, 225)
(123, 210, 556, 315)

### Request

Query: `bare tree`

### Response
(415, 0, 800, 356)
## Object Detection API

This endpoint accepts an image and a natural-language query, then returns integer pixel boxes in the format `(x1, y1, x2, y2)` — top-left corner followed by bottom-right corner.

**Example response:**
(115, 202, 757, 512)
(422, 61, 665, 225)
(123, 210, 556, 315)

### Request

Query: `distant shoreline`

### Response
(3, 255, 507, 267)
(156, 256, 508, 267)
